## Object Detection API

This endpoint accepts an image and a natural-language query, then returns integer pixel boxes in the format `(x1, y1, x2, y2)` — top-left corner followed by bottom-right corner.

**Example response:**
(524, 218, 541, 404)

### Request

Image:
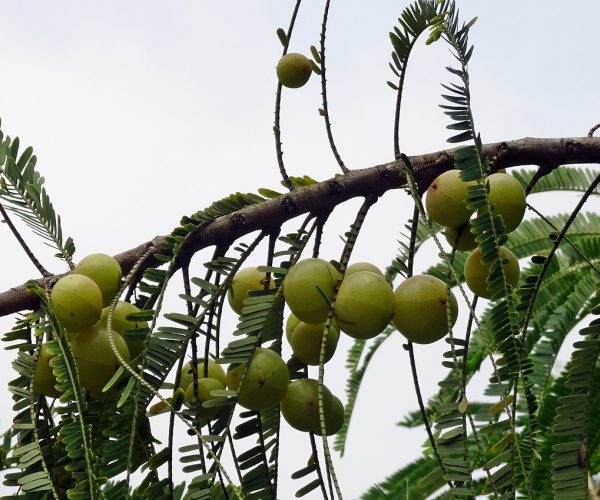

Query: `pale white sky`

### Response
(0, 1, 599, 498)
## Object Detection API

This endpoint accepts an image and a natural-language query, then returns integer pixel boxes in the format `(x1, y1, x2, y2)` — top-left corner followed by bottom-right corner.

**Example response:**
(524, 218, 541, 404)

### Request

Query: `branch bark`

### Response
(1, 136, 599, 318)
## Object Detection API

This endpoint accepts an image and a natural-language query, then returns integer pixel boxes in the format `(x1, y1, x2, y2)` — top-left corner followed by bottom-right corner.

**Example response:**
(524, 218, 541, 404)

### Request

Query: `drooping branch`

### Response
(1, 136, 599, 318)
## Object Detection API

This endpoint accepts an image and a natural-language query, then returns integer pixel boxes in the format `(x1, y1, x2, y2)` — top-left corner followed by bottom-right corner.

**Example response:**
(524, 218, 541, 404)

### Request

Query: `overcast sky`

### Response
(1, 1, 599, 498)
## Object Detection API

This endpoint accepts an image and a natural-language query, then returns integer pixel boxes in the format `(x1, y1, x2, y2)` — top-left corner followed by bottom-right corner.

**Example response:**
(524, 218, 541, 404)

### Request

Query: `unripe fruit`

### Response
(74, 253, 122, 307)
(393, 275, 458, 344)
(276, 53, 312, 89)
(184, 377, 225, 419)
(464, 247, 520, 299)
(70, 323, 130, 398)
(483, 173, 526, 233)
(334, 271, 394, 339)
(227, 267, 275, 315)
(285, 313, 301, 343)
(280, 378, 332, 433)
(179, 358, 227, 390)
(324, 395, 345, 436)
(227, 347, 289, 411)
(345, 262, 384, 278)
(33, 344, 59, 398)
(288, 320, 339, 365)
(426, 169, 476, 228)
(283, 258, 339, 324)
(50, 274, 103, 332)
(444, 222, 478, 251)
(100, 301, 148, 359)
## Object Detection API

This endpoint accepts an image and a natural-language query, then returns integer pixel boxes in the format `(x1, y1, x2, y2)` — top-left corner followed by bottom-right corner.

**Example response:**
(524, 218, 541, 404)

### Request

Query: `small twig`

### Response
(274, 0, 303, 191)
(319, 0, 348, 173)
(0, 201, 51, 277)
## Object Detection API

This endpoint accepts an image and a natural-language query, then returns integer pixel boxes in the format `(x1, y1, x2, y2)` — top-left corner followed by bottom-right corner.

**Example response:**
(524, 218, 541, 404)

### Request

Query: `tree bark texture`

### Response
(1, 136, 599, 317)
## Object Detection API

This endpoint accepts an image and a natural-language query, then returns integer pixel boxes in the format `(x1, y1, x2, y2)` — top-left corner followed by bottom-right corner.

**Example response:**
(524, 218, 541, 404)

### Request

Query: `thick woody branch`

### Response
(1, 136, 599, 318)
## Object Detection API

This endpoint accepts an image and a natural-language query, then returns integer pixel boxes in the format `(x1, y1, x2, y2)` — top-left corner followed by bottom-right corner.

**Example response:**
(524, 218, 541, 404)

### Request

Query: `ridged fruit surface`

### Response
(74, 253, 122, 307)
(281, 378, 332, 433)
(484, 173, 526, 233)
(426, 169, 476, 227)
(288, 320, 339, 365)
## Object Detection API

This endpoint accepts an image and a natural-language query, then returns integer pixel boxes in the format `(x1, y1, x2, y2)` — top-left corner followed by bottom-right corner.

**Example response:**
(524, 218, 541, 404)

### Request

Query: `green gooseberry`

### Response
(288, 320, 339, 366)
(334, 271, 394, 339)
(280, 378, 332, 433)
(100, 301, 148, 359)
(33, 343, 59, 398)
(179, 358, 227, 390)
(276, 53, 312, 89)
(444, 222, 478, 251)
(184, 377, 225, 419)
(464, 246, 520, 299)
(226, 347, 289, 411)
(426, 169, 476, 228)
(393, 274, 458, 344)
(227, 267, 274, 315)
(74, 253, 122, 307)
(345, 262, 384, 278)
(482, 173, 526, 233)
(283, 258, 339, 324)
(70, 323, 130, 398)
(50, 274, 103, 332)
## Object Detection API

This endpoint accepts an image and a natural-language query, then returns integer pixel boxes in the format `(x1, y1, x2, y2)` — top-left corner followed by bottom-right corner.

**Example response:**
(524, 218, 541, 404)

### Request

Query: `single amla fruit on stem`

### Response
(393, 274, 458, 344)
(179, 358, 227, 390)
(74, 253, 122, 307)
(288, 320, 340, 365)
(227, 347, 289, 411)
(426, 169, 477, 228)
(276, 53, 312, 89)
(33, 343, 59, 398)
(482, 172, 526, 233)
(334, 271, 394, 339)
(227, 267, 275, 315)
(464, 246, 520, 299)
(283, 258, 339, 324)
(70, 323, 130, 398)
(100, 301, 148, 359)
(50, 274, 103, 332)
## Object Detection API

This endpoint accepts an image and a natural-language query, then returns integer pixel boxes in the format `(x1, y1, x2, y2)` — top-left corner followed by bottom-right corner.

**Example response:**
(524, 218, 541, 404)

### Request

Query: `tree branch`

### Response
(1, 136, 599, 318)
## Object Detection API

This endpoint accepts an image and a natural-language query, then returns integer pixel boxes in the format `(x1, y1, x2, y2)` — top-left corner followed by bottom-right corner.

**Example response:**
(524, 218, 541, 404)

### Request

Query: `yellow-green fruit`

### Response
(33, 344, 59, 398)
(100, 301, 148, 359)
(426, 169, 476, 228)
(464, 247, 520, 299)
(179, 359, 227, 390)
(483, 173, 526, 233)
(285, 313, 301, 343)
(184, 377, 225, 419)
(334, 271, 394, 339)
(324, 395, 345, 436)
(276, 53, 312, 89)
(226, 348, 289, 411)
(444, 222, 478, 251)
(227, 267, 275, 315)
(50, 274, 103, 332)
(74, 253, 122, 307)
(280, 378, 332, 433)
(70, 323, 130, 398)
(393, 275, 458, 344)
(345, 262, 384, 278)
(283, 258, 339, 324)
(289, 321, 339, 365)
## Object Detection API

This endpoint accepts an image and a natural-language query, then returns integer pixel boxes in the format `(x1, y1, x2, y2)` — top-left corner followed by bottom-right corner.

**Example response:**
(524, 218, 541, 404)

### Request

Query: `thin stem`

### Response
(588, 122, 600, 138)
(319, 0, 348, 173)
(274, 0, 303, 191)
(0, 201, 50, 277)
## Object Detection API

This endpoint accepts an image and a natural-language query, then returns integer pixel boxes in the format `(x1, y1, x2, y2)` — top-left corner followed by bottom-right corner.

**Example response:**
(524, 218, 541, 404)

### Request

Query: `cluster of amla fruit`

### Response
(426, 169, 525, 299)
(34, 253, 148, 399)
